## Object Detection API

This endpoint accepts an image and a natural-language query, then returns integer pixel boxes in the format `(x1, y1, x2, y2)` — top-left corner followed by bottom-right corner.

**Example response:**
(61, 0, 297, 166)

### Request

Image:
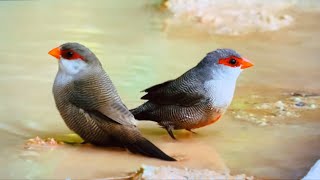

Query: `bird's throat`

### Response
(59, 59, 87, 75)
(54, 59, 88, 86)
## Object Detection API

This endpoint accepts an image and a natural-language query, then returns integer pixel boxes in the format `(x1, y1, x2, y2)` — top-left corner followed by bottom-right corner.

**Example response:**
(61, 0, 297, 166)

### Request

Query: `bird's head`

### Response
(198, 49, 253, 80)
(48, 42, 101, 75)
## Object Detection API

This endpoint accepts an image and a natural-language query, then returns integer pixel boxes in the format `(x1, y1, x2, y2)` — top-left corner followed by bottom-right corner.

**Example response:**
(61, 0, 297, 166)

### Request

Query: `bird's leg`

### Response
(165, 126, 176, 140)
(186, 129, 197, 134)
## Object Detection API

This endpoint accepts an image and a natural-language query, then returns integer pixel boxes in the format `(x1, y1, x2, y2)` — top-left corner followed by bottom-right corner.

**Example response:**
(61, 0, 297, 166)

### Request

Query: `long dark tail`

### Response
(125, 137, 176, 161)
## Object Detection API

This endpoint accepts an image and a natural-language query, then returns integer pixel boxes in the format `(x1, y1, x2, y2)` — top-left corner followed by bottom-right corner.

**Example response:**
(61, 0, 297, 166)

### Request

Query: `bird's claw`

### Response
(166, 127, 177, 140)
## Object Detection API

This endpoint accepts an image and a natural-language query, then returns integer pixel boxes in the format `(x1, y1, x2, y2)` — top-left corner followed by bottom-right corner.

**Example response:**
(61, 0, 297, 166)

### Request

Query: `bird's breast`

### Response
(204, 79, 236, 109)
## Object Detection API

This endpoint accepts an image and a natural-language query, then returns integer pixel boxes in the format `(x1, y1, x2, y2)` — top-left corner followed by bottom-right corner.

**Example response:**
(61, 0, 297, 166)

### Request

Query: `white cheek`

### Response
(59, 58, 87, 75)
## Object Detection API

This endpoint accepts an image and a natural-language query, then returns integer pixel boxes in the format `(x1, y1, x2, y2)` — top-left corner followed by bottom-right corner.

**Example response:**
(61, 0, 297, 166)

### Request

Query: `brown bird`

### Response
(48, 42, 175, 161)
(130, 49, 253, 139)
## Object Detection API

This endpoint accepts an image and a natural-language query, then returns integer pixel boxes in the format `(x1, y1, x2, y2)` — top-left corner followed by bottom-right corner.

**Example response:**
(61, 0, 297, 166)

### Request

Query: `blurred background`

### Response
(0, 0, 319, 179)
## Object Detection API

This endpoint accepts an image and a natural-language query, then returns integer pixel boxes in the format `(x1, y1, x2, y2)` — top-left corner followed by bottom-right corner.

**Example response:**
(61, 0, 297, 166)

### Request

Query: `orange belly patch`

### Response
(192, 115, 222, 129)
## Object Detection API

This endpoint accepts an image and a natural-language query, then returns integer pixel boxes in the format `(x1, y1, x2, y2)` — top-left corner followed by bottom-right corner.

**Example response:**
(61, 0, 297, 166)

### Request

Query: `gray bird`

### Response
(130, 49, 253, 139)
(48, 42, 175, 161)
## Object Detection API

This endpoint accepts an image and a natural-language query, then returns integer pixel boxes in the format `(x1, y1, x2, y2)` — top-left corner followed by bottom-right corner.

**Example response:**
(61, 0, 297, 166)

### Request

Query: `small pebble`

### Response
(286, 112, 292, 116)
(259, 122, 268, 126)
(275, 101, 286, 111)
(295, 101, 306, 107)
(310, 104, 317, 109)
(260, 103, 271, 109)
(293, 97, 302, 102)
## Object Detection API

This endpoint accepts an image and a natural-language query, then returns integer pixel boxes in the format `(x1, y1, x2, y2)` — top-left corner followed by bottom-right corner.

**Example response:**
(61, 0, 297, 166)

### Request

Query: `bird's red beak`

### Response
(241, 58, 254, 69)
(48, 47, 61, 59)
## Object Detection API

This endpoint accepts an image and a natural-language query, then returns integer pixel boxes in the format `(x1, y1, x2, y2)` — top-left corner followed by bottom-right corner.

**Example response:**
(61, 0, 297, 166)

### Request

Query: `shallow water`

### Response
(0, 0, 320, 179)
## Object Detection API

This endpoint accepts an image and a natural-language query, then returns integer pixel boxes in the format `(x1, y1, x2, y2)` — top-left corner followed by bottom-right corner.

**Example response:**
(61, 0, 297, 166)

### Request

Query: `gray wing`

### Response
(69, 70, 135, 126)
(141, 68, 208, 107)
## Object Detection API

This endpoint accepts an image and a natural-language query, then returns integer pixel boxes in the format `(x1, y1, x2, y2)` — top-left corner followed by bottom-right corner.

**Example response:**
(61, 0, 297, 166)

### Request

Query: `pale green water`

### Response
(0, 0, 320, 179)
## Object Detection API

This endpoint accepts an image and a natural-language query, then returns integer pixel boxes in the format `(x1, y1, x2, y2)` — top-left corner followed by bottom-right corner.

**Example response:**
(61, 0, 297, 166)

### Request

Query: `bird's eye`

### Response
(61, 51, 74, 59)
(60, 50, 83, 60)
(229, 59, 237, 65)
(65, 51, 73, 59)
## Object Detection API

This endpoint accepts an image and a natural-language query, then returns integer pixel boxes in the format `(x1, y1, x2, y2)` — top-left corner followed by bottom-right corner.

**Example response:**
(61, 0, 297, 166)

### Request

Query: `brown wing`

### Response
(69, 69, 135, 126)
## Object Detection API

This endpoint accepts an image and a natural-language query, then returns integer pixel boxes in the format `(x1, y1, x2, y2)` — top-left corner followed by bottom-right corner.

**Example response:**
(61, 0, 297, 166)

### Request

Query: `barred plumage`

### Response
(50, 42, 175, 161)
(130, 49, 253, 139)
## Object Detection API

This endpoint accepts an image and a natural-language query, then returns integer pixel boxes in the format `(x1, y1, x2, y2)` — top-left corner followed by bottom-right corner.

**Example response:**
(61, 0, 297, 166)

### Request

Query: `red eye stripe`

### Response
(60, 50, 84, 60)
(218, 56, 243, 68)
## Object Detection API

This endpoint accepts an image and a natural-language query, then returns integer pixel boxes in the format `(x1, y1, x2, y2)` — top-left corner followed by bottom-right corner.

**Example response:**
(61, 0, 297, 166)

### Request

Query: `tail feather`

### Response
(130, 106, 150, 121)
(125, 137, 176, 161)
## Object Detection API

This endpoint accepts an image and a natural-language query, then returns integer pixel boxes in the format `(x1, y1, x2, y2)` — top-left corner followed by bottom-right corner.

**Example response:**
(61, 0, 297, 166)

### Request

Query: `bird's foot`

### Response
(165, 127, 177, 140)
(186, 129, 197, 134)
